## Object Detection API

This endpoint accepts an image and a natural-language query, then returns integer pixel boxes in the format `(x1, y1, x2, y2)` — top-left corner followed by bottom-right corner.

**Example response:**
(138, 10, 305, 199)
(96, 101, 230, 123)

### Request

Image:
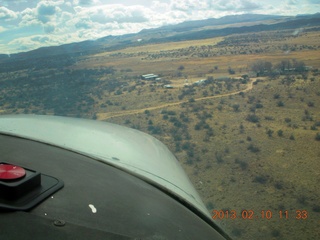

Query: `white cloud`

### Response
(73, 0, 101, 5)
(0, 0, 318, 53)
(43, 23, 55, 33)
(37, 2, 57, 16)
(0, 26, 6, 33)
(171, 0, 207, 11)
(240, 0, 261, 10)
(7, 33, 81, 52)
(73, 4, 151, 24)
(31, 35, 50, 43)
(288, 0, 298, 5)
(0, 6, 18, 20)
(206, 0, 261, 12)
(20, 8, 39, 27)
(36, 1, 64, 23)
(151, 1, 170, 12)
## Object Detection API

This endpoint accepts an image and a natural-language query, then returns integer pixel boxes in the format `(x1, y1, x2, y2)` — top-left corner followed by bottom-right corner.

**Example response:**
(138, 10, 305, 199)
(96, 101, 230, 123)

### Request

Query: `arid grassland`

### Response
(91, 29, 320, 240)
(0, 28, 320, 240)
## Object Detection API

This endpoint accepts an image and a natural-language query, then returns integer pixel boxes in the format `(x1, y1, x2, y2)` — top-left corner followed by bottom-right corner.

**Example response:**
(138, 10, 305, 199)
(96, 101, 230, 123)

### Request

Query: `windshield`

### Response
(1, 1, 320, 239)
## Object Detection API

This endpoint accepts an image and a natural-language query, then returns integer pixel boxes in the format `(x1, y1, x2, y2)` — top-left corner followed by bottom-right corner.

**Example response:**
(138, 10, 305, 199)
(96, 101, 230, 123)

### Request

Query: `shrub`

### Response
(284, 118, 291, 123)
(215, 152, 224, 163)
(274, 182, 283, 189)
(228, 67, 235, 74)
(254, 175, 267, 184)
(231, 228, 243, 237)
(315, 133, 320, 141)
(297, 196, 307, 205)
(178, 65, 185, 71)
(239, 124, 244, 134)
(290, 134, 295, 140)
(163, 114, 168, 120)
(235, 159, 248, 170)
(249, 106, 256, 113)
(181, 142, 192, 150)
(307, 101, 315, 107)
(194, 123, 201, 130)
(248, 96, 255, 104)
(265, 116, 275, 121)
(256, 103, 263, 108)
(311, 125, 318, 130)
(273, 93, 280, 99)
(148, 126, 162, 135)
(248, 144, 260, 153)
(167, 111, 176, 115)
(185, 158, 194, 165)
(271, 229, 281, 238)
(312, 205, 320, 212)
(266, 129, 274, 137)
(187, 149, 194, 158)
(246, 114, 260, 123)
(206, 202, 214, 210)
(232, 104, 240, 112)
(277, 130, 284, 137)
(277, 101, 284, 107)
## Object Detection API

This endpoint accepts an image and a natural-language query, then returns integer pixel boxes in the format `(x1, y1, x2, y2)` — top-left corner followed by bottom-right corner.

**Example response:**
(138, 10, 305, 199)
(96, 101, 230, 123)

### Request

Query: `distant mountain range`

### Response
(1, 13, 320, 62)
(141, 13, 288, 33)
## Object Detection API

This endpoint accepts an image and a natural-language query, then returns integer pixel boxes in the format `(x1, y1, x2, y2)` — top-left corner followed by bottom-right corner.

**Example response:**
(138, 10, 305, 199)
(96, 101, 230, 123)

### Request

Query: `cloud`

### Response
(240, 0, 261, 10)
(151, 1, 170, 11)
(171, 0, 208, 11)
(37, 2, 57, 16)
(74, 4, 150, 25)
(0, 6, 18, 20)
(7, 33, 81, 52)
(31, 36, 50, 43)
(208, 0, 261, 11)
(36, 1, 60, 23)
(73, 0, 101, 6)
(44, 23, 55, 33)
(0, 26, 6, 33)
(0, 0, 318, 54)
(75, 18, 92, 29)
(308, 0, 320, 4)
(169, 0, 261, 13)
(20, 8, 39, 26)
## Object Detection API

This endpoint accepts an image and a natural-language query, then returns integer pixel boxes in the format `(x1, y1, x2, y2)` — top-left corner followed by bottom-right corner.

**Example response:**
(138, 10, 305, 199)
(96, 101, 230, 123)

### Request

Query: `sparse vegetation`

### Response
(254, 175, 268, 184)
(312, 205, 320, 212)
(266, 129, 274, 137)
(274, 181, 284, 190)
(246, 114, 260, 123)
(1, 22, 319, 240)
(235, 158, 248, 170)
(277, 100, 285, 107)
(248, 144, 260, 153)
(271, 229, 281, 238)
(231, 228, 243, 237)
(290, 134, 295, 140)
(277, 130, 284, 137)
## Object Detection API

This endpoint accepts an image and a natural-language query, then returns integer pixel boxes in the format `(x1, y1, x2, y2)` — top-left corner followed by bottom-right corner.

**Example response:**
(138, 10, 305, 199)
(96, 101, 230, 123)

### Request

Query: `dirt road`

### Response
(98, 78, 258, 120)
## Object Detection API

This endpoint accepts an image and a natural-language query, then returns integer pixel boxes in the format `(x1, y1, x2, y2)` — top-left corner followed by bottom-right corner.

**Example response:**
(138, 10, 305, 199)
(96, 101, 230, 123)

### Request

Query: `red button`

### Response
(0, 164, 26, 180)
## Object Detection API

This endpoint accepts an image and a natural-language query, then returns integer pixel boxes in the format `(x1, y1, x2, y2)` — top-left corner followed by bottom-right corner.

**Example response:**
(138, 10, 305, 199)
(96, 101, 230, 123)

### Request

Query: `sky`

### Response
(0, 0, 319, 54)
